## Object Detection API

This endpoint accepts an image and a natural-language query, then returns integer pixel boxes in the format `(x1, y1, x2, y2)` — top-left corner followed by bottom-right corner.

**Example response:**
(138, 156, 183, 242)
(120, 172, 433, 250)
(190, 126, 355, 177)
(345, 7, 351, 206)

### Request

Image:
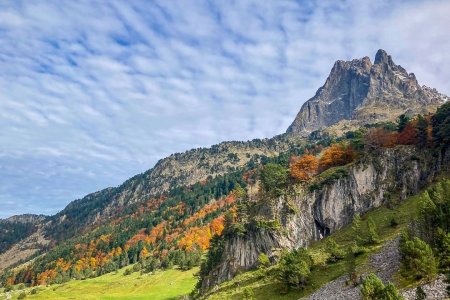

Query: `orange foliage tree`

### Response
(319, 144, 356, 171)
(290, 154, 319, 181)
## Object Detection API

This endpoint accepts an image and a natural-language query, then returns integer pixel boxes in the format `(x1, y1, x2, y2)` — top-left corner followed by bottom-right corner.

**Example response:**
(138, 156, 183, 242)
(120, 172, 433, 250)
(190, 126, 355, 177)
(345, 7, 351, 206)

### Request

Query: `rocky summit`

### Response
(287, 49, 449, 135)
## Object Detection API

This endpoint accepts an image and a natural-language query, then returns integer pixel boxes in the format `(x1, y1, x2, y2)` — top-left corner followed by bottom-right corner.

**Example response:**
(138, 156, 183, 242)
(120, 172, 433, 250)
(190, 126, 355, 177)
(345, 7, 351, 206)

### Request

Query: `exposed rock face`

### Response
(287, 50, 448, 135)
(201, 146, 449, 292)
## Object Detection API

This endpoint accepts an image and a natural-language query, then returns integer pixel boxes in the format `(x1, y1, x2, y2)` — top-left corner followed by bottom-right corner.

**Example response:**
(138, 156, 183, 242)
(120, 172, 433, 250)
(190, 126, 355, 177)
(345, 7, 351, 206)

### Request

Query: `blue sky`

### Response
(0, 0, 449, 218)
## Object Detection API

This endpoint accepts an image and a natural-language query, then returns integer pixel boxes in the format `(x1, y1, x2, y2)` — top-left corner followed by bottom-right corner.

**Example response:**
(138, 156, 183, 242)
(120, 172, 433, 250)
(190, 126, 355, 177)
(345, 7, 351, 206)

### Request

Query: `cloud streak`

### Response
(0, 0, 449, 218)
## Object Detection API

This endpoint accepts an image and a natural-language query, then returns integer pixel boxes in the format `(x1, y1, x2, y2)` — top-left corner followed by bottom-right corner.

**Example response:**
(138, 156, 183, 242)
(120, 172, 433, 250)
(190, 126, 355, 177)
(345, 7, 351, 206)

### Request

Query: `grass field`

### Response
(2, 267, 198, 300)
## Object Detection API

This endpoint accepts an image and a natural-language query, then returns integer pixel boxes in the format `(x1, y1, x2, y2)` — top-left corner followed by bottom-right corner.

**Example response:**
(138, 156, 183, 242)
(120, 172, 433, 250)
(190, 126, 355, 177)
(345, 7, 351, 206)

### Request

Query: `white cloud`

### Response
(0, 0, 449, 218)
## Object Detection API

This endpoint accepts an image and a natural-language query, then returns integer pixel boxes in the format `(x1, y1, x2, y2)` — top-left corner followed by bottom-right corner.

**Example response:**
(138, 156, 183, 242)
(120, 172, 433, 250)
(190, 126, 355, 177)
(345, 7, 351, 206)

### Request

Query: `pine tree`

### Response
(416, 115, 429, 147)
(367, 217, 379, 245)
(398, 114, 410, 132)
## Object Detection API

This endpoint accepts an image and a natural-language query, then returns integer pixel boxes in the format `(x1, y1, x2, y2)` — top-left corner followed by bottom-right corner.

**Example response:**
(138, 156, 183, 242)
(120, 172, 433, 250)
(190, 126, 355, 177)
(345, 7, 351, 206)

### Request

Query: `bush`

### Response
(390, 215, 399, 227)
(257, 253, 270, 269)
(30, 288, 38, 295)
(132, 263, 141, 272)
(123, 268, 132, 276)
(242, 287, 255, 300)
(276, 248, 312, 291)
(361, 274, 403, 300)
(399, 233, 438, 280)
(17, 292, 27, 299)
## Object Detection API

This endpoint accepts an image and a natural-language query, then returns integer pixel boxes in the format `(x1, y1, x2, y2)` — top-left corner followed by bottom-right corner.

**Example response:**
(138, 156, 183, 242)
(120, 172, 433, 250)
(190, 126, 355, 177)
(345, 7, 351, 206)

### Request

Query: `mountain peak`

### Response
(287, 50, 447, 134)
(374, 49, 392, 65)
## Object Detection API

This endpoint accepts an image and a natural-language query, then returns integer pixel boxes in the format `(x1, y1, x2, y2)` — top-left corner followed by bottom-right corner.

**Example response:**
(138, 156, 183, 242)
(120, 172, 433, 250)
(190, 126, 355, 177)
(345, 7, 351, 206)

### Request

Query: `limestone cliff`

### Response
(200, 146, 450, 292)
(287, 50, 448, 135)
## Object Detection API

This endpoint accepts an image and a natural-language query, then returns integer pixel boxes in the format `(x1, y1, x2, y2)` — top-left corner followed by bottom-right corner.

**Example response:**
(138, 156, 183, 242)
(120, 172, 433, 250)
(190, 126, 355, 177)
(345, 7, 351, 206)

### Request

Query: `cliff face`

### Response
(201, 146, 450, 292)
(287, 50, 448, 135)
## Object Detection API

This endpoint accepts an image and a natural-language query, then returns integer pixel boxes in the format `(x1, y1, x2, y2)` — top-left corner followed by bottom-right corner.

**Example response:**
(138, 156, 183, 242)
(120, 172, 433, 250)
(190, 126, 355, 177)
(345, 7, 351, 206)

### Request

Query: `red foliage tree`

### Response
(365, 128, 398, 149)
(397, 122, 417, 145)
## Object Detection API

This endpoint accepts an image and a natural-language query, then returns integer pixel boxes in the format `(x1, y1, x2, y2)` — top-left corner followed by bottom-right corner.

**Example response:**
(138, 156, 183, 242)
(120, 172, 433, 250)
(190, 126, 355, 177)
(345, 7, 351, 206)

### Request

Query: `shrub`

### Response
(257, 253, 270, 269)
(17, 292, 27, 299)
(242, 287, 255, 300)
(276, 248, 312, 291)
(123, 268, 132, 276)
(132, 263, 141, 272)
(361, 274, 403, 300)
(390, 215, 399, 227)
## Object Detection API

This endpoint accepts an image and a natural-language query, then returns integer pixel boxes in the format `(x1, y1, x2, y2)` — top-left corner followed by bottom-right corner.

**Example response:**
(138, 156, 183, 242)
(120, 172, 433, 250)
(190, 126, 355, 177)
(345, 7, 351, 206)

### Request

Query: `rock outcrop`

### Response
(201, 146, 450, 292)
(287, 50, 448, 135)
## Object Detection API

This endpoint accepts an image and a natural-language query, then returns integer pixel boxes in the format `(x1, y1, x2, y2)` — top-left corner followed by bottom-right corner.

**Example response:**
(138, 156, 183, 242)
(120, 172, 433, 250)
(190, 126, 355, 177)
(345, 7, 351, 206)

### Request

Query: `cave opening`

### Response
(315, 219, 330, 239)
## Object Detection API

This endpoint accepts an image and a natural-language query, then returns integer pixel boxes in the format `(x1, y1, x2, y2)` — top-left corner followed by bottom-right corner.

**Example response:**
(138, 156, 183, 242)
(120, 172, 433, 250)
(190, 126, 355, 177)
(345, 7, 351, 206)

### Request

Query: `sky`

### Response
(0, 0, 449, 218)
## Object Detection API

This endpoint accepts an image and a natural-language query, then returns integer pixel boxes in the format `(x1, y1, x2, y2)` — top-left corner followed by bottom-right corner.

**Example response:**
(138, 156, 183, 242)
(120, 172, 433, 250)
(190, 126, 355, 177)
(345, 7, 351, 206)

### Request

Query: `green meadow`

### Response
(4, 267, 198, 300)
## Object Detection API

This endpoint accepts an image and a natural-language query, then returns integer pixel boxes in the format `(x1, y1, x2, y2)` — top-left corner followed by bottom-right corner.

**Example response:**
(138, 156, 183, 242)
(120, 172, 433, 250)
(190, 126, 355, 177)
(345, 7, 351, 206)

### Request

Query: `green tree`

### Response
(416, 115, 429, 147)
(346, 247, 357, 286)
(325, 238, 345, 263)
(432, 101, 450, 147)
(399, 233, 437, 280)
(352, 213, 365, 245)
(398, 114, 410, 132)
(259, 163, 288, 197)
(277, 248, 313, 291)
(367, 217, 379, 245)
(361, 274, 404, 300)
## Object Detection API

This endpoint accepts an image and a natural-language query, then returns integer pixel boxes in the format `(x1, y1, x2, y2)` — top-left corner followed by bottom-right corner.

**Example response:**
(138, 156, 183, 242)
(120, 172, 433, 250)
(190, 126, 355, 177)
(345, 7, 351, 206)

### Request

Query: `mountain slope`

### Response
(287, 49, 448, 135)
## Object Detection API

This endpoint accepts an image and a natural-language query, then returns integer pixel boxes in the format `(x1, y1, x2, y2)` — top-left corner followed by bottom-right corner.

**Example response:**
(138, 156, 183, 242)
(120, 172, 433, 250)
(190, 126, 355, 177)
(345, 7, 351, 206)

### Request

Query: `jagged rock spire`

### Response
(286, 50, 447, 134)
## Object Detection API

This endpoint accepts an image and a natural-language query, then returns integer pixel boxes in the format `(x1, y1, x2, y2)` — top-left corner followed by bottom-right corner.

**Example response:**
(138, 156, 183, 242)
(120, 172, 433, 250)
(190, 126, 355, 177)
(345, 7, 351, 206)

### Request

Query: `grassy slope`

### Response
(4, 267, 198, 300)
(204, 188, 424, 300)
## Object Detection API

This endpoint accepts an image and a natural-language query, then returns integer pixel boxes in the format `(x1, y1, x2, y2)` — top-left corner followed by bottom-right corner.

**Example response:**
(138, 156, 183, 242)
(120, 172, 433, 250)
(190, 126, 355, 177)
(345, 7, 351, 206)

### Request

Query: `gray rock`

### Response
(287, 50, 448, 135)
